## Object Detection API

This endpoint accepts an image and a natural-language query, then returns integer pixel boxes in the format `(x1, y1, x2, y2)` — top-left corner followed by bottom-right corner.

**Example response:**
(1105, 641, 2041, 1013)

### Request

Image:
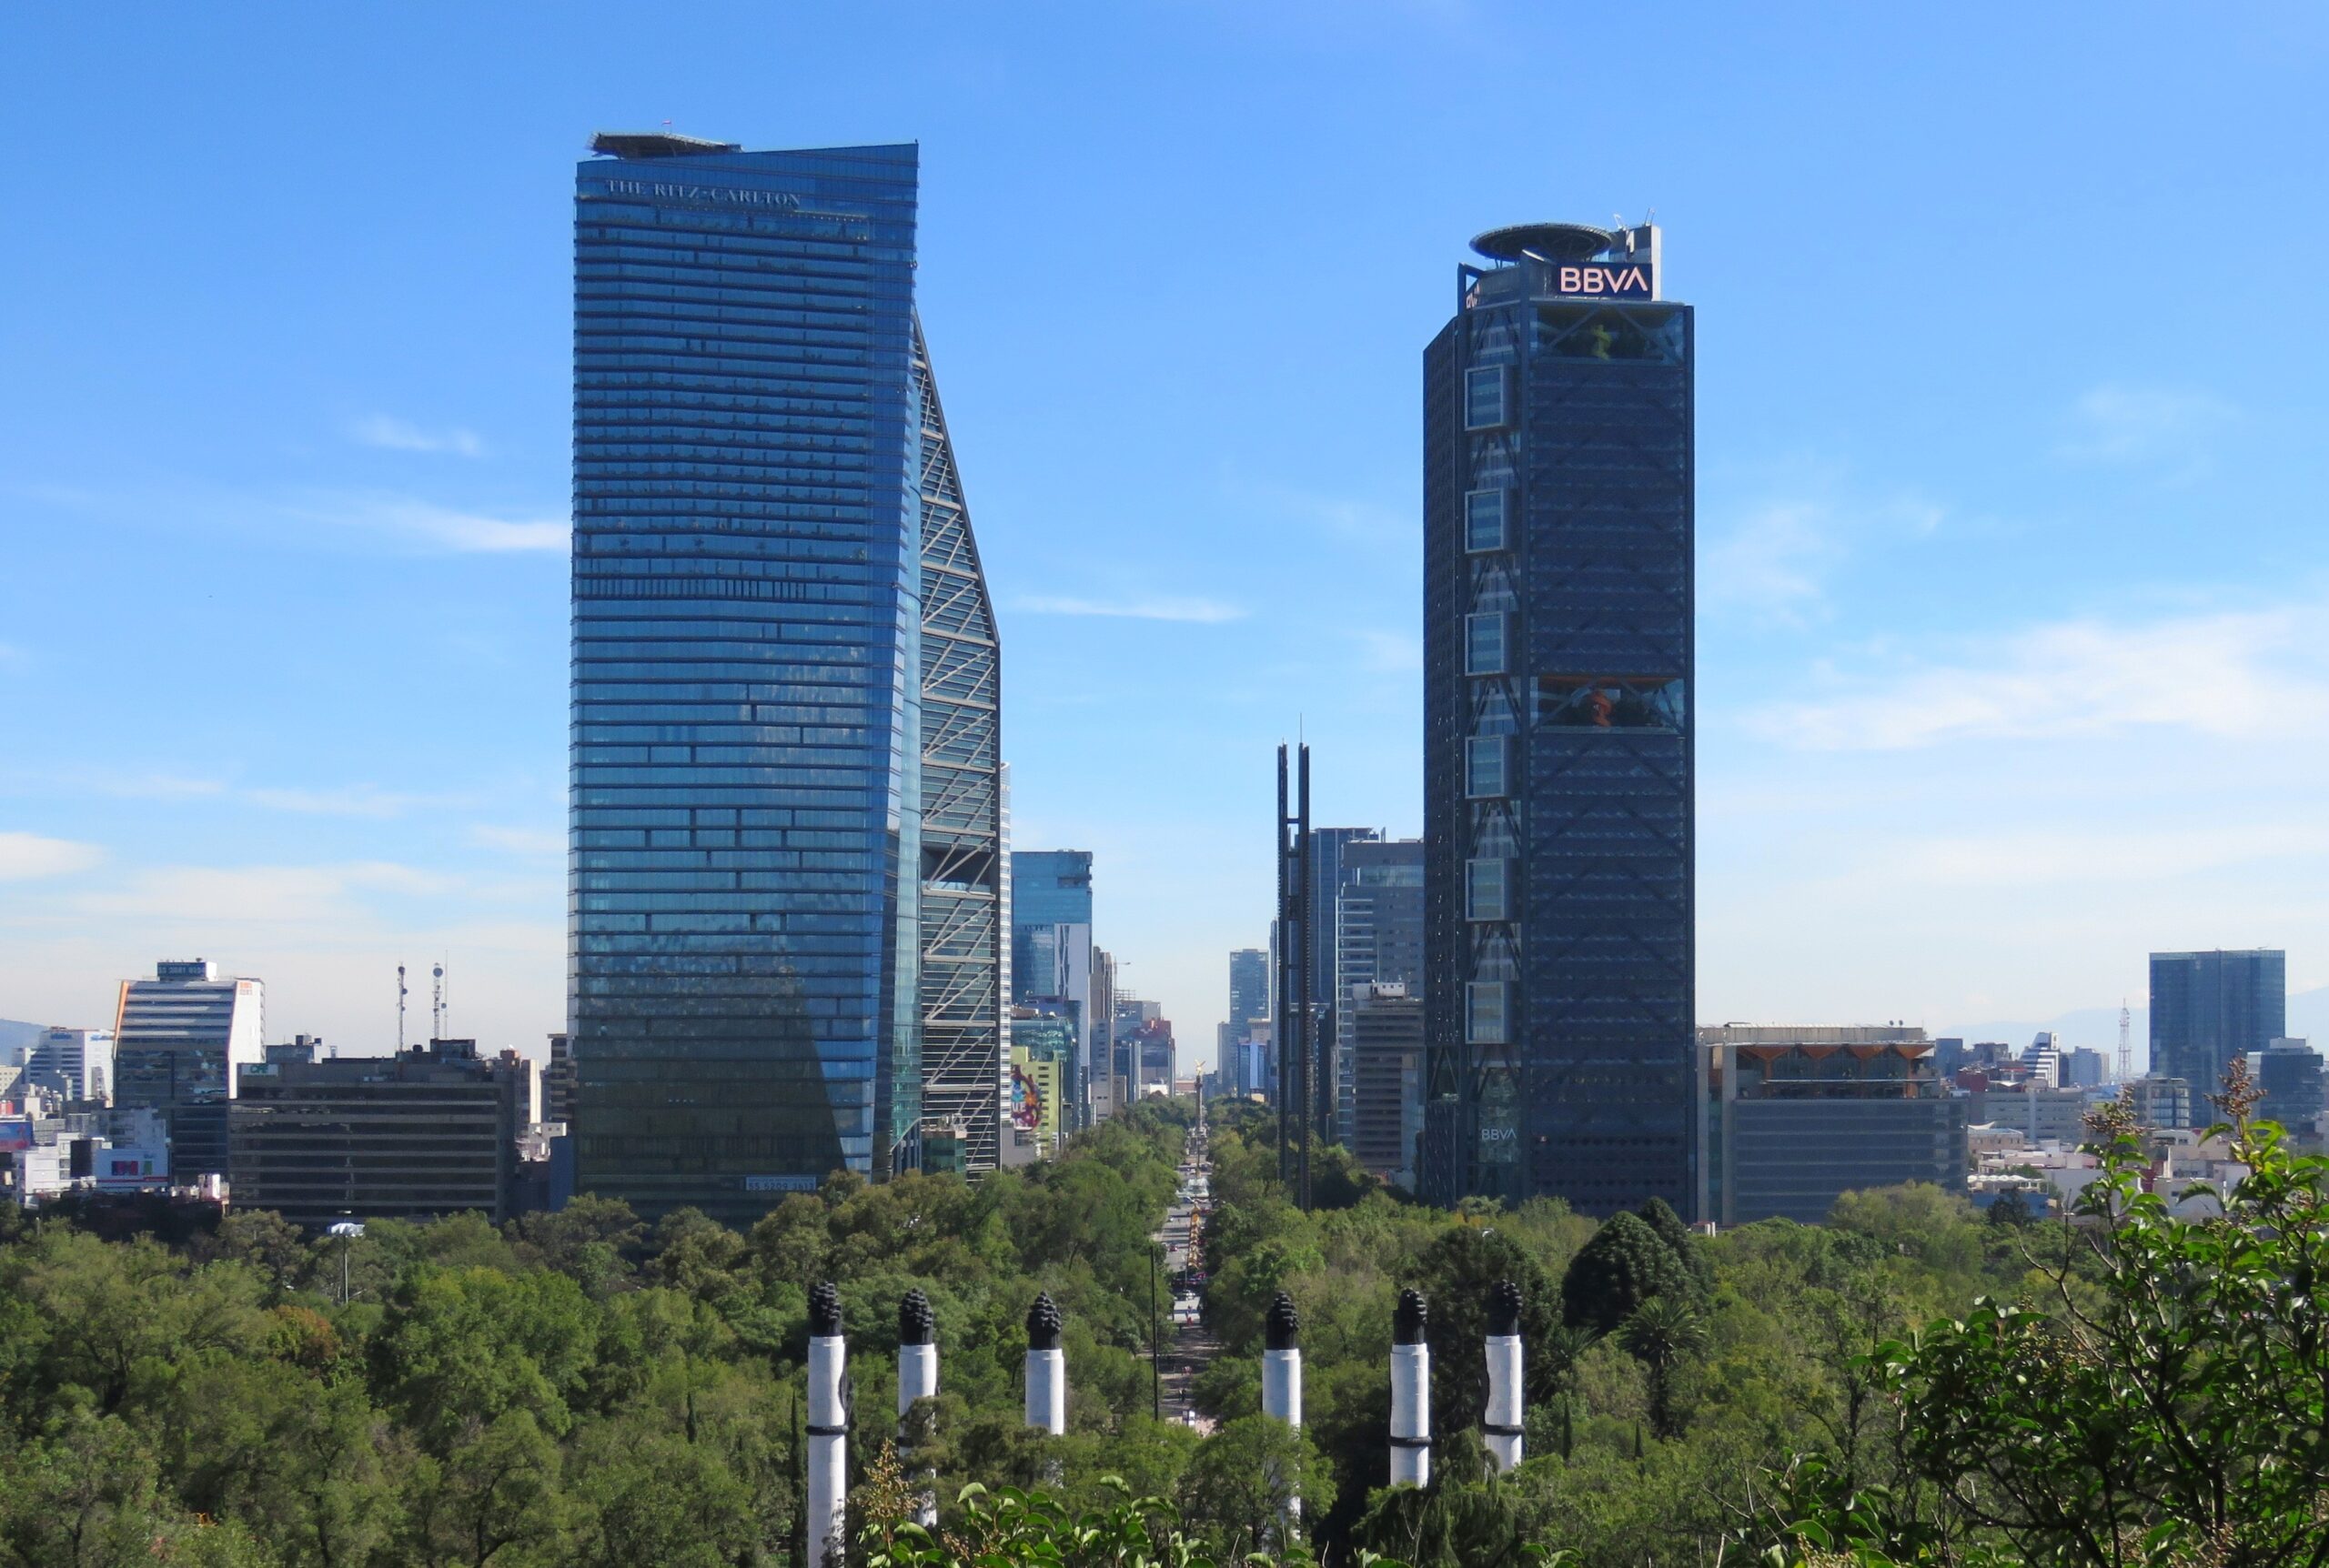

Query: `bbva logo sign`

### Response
(1552, 264, 1654, 300)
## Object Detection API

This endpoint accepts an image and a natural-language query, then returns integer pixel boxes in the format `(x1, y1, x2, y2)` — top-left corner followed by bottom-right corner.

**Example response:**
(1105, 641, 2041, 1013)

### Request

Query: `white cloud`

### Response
(1703, 499, 1835, 618)
(2058, 384, 2235, 467)
(69, 861, 447, 925)
(1353, 629, 1420, 673)
(243, 785, 459, 819)
(469, 825, 564, 856)
(0, 832, 103, 881)
(349, 415, 486, 458)
(1880, 822, 2329, 890)
(1749, 601, 2329, 750)
(292, 494, 567, 554)
(1702, 486, 1944, 624)
(96, 774, 228, 801)
(1013, 594, 1245, 624)
(54, 773, 459, 820)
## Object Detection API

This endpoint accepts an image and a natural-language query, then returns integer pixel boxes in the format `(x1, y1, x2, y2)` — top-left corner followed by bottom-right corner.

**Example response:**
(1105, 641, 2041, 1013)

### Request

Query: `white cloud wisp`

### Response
(349, 415, 487, 457)
(1749, 601, 2329, 751)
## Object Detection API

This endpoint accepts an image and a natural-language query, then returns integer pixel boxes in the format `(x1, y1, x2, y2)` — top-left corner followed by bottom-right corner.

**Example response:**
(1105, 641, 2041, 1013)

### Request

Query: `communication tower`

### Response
(2118, 1002, 2133, 1082)
(397, 965, 408, 1051)
(432, 962, 447, 1040)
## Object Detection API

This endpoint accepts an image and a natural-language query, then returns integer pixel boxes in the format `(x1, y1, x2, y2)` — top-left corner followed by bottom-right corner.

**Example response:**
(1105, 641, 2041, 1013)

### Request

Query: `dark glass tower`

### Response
(2150, 949, 2285, 1097)
(1419, 223, 1696, 1216)
(571, 136, 970, 1220)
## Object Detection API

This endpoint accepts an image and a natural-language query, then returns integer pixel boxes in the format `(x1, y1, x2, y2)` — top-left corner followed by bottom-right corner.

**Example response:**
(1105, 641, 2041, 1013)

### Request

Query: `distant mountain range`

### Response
(1942, 986, 2329, 1075)
(0, 1020, 49, 1057)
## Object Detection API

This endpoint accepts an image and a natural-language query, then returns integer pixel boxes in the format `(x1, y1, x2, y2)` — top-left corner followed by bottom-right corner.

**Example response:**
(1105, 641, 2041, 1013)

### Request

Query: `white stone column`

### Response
(1024, 1292, 1065, 1434)
(807, 1282, 849, 1568)
(1390, 1287, 1430, 1487)
(1483, 1279, 1525, 1475)
(897, 1289, 938, 1528)
(1261, 1291, 1303, 1427)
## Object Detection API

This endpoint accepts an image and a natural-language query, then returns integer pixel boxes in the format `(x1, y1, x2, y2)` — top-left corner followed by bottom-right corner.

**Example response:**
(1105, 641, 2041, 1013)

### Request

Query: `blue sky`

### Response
(4, 4, 2327, 1069)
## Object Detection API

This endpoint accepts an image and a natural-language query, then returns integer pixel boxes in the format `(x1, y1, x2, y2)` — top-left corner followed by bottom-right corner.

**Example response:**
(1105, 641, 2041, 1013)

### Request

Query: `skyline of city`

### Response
(6, 6, 2329, 1070)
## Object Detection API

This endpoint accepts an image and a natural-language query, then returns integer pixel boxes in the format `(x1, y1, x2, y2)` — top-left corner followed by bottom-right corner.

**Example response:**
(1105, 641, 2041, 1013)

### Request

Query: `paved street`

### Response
(1150, 1113, 1217, 1432)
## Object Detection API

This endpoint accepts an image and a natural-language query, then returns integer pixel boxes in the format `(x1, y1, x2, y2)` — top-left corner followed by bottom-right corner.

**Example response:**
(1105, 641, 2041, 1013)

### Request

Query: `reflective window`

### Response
(1465, 488, 1507, 553)
(1466, 736, 1507, 798)
(1464, 366, 1507, 429)
(1538, 677, 1686, 731)
(1467, 980, 1508, 1044)
(1466, 612, 1507, 676)
(1467, 858, 1509, 922)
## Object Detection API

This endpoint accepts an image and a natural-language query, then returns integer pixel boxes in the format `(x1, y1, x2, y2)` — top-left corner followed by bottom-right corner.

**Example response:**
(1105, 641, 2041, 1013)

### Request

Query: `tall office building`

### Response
(1090, 945, 1119, 1119)
(912, 317, 1009, 1171)
(24, 1027, 114, 1104)
(112, 960, 264, 1180)
(1225, 948, 1268, 1093)
(1011, 849, 1094, 1120)
(570, 136, 1002, 1218)
(1281, 827, 1380, 1141)
(1333, 839, 1424, 1141)
(2150, 949, 2285, 1100)
(1420, 222, 1696, 1215)
(1351, 983, 1426, 1187)
(2253, 1039, 2324, 1146)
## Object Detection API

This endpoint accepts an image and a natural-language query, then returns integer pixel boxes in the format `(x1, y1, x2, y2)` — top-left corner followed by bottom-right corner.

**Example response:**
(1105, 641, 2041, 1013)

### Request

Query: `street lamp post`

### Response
(327, 1218, 364, 1305)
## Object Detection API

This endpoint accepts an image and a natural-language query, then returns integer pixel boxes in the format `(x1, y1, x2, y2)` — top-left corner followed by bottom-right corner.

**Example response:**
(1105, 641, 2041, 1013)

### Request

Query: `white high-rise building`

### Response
(112, 960, 263, 1180)
(24, 1027, 114, 1103)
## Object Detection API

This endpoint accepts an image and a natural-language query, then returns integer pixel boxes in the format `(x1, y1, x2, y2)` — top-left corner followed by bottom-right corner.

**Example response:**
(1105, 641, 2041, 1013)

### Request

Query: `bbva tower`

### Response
(1420, 222, 1697, 1218)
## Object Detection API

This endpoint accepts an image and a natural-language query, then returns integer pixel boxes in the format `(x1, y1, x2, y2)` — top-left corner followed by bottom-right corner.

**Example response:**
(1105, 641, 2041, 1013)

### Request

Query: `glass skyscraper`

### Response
(1009, 849, 1094, 1120)
(570, 136, 1003, 1219)
(2150, 949, 2285, 1098)
(1419, 223, 1697, 1216)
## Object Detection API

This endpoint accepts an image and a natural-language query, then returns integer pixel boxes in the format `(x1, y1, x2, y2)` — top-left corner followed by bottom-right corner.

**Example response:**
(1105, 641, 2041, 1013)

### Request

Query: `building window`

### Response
(1466, 613, 1506, 676)
(1465, 366, 1507, 429)
(1467, 981, 1508, 1044)
(1466, 736, 1507, 798)
(1465, 488, 1508, 553)
(1467, 858, 1508, 922)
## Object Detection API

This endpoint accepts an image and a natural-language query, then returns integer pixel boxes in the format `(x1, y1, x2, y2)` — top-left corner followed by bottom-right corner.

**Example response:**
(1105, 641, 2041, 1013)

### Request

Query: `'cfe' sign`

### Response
(1548, 262, 1654, 300)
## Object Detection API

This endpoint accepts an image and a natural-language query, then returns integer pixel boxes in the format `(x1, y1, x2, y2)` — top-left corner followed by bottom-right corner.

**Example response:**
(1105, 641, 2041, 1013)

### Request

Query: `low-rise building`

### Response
(227, 1039, 538, 1226)
(6, 1108, 169, 1204)
(2127, 1074, 2195, 1132)
(1962, 1083, 2102, 1145)
(1701, 1025, 1969, 1225)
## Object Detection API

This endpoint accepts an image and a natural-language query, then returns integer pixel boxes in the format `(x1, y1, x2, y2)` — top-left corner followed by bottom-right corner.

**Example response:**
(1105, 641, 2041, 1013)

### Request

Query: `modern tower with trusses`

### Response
(912, 316, 1009, 1173)
(1419, 222, 1697, 1216)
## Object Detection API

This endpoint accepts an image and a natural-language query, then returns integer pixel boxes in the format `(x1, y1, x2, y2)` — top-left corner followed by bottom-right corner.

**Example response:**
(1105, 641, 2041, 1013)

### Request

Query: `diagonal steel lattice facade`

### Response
(912, 317, 1008, 1172)
(1421, 230, 1697, 1217)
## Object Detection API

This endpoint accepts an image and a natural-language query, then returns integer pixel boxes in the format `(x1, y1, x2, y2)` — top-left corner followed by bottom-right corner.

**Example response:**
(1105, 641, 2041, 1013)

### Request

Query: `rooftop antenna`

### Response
(2117, 1001, 2132, 1082)
(432, 962, 447, 1042)
(397, 965, 408, 1051)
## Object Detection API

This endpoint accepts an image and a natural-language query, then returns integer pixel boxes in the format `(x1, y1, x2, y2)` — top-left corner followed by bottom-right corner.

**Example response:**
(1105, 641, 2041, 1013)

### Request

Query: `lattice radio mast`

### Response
(397, 965, 408, 1051)
(2118, 1001, 2133, 1083)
